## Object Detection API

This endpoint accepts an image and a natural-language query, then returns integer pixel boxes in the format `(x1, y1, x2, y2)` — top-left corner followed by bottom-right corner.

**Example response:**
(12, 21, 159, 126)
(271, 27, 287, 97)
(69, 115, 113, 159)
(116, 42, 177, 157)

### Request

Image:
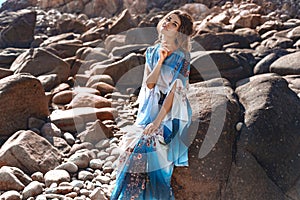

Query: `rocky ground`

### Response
(0, 0, 300, 200)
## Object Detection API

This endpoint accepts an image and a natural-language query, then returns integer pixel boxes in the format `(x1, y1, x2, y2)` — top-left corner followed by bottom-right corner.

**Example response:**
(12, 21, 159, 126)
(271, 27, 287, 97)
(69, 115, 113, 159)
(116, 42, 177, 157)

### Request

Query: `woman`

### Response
(111, 10, 194, 200)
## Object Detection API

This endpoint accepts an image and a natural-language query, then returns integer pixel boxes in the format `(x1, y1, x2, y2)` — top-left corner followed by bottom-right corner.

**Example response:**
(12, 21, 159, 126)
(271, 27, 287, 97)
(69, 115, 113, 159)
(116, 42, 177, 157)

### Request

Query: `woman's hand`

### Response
(158, 42, 170, 64)
(143, 121, 160, 135)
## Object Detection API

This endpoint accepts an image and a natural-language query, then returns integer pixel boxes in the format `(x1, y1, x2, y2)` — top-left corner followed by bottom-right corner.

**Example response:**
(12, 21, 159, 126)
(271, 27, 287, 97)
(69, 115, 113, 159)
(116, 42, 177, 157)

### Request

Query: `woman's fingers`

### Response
(143, 123, 158, 135)
(163, 46, 170, 52)
(160, 48, 168, 60)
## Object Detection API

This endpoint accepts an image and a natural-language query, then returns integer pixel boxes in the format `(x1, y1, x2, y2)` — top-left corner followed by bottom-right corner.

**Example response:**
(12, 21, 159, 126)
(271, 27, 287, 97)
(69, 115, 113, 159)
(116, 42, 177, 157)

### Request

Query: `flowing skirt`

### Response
(110, 119, 186, 200)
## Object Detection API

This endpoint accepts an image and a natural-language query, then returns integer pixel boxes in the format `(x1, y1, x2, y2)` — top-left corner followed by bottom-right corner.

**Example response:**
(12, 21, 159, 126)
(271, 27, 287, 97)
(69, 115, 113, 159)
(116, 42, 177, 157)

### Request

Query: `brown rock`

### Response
(0, 50, 21, 68)
(50, 107, 118, 133)
(217, 32, 251, 48)
(0, 190, 22, 200)
(0, 74, 49, 137)
(44, 169, 70, 187)
(284, 75, 300, 94)
(193, 33, 223, 51)
(40, 33, 77, 47)
(80, 26, 108, 42)
(74, 74, 90, 86)
(0, 130, 62, 174)
(52, 90, 74, 105)
(86, 75, 114, 88)
(10, 48, 70, 91)
(104, 34, 126, 52)
(224, 150, 287, 200)
(47, 39, 83, 59)
(0, 11, 36, 48)
(261, 36, 293, 49)
(125, 27, 158, 45)
(0, 166, 32, 186)
(236, 73, 300, 193)
(90, 53, 145, 88)
(91, 82, 116, 96)
(57, 18, 87, 34)
(52, 83, 71, 95)
(81, 0, 122, 18)
(78, 119, 113, 144)
(190, 50, 241, 83)
(109, 44, 149, 58)
(230, 14, 263, 29)
(172, 78, 240, 199)
(0, 68, 13, 79)
(0, 168, 24, 191)
(234, 28, 261, 43)
(66, 93, 112, 109)
(73, 87, 101, 95)
(270, 51, 300, 75)
(109, 9, 135, 35)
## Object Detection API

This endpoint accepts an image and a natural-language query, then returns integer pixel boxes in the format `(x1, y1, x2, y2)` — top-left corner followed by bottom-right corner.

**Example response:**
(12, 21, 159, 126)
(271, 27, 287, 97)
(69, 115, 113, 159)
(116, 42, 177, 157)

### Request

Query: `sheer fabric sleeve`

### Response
(163, 52, 191, 125)
(161, 52, 192, 166)
(135, 46, 160, 126)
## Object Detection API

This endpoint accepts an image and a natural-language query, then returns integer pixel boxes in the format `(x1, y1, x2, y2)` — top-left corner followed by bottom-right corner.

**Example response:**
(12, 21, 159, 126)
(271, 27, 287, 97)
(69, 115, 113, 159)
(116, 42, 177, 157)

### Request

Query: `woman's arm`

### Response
(145, 46, 169, 89)
(145, 60, 163, 89)
(143, 82, 176, 135)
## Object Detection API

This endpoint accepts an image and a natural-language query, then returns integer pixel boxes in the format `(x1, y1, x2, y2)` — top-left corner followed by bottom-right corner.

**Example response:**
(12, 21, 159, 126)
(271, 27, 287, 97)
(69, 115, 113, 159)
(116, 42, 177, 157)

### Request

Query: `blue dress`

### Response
(111, 43, 192, 200)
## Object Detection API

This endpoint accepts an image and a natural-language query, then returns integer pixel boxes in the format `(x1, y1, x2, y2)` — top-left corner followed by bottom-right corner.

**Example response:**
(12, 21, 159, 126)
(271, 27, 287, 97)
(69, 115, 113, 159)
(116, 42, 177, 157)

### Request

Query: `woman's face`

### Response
(160, 13, 181, 38)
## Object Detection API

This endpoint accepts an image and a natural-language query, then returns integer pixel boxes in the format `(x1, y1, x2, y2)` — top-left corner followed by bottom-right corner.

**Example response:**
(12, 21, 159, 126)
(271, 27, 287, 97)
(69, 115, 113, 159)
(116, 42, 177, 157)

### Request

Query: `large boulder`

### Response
(109, 9, 135, 35)
(224, 150, 287, 200)
(270, 51, 300, 75)
(10, 48, 70, 91)
(47, 39, 83, 59)
(90, 53, 145, 90)
(0, 0, 37, 12)
(0, 130, 62, 174)
(0, 11, 36, 48)
(50, 107, 118, 133)
(235, 73, 300, 197)
(190, 50, 252, 83)
(0, 74, 49, 138)
(172, 78, 240, 199)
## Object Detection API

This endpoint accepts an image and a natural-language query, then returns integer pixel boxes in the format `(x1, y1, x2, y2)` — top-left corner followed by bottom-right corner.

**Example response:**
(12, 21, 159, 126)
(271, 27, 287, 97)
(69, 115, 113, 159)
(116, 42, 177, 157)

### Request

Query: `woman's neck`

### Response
(161, 35, 177, 51)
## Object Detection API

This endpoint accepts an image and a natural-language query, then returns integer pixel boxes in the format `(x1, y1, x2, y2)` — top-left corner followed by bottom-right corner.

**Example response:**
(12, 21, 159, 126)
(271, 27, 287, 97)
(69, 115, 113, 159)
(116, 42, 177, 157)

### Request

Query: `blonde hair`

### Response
(156, 10, 194, 52)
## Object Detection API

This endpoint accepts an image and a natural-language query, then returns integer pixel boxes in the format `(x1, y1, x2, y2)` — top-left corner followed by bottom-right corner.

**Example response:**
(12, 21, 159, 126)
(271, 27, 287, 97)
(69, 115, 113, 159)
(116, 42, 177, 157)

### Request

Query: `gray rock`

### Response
(0, 190, 21, 200)
(63, 132, 76, 145)
(41, 122, 62, 138)
(70, 180, 84, 189)
(77, 170, 93, 181)
(44, 170, 71, 187)
(55, 162, 78, 174)
(89, 159, 103, 170)
(89, 187, 107, 200)
(22, 181, 44, 200)
(95, 175, 111, 184)
(0, 11, 36, 48)
(270, 51, 300, 75)
(236, 73, 300, 193)
(68, 152, 91, 169)
(31, 172, 44, 183)
(95, 139, 110, 150)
